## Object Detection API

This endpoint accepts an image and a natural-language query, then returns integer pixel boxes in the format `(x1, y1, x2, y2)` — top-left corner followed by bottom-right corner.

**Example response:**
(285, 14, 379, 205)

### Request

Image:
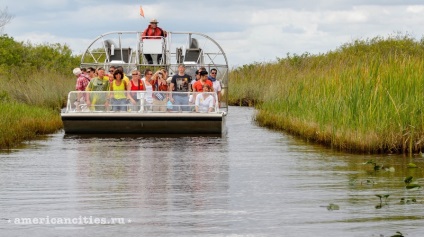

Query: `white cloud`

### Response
(406, 5, 424, 13)
(3, 0, 424, 67)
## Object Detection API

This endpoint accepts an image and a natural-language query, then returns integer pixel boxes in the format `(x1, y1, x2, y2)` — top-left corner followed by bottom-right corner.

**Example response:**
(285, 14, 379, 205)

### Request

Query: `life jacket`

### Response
(142, 26, 166, 40)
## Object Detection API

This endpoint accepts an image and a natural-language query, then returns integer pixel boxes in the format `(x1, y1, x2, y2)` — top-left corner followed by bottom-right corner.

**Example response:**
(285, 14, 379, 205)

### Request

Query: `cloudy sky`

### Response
(2, 0, 424, 67)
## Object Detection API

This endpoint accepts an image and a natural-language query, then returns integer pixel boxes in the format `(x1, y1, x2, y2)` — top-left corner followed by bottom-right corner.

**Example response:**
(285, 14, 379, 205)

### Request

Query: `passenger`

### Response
(151, 70, 169, 112)
(74, 67, 90, 92)
(85, 67, 110, 111)
(87, 67, 96, 79)
(142, 69, 154, 111)
(195, 84, 215, 113)
(160, 68, 168, 83)
(158, 68, 173, 112)
(107, 66, 116, 83)
(190, 70, 212, 108)
(81, 67, 92, 82)
(193, 70, 213, 92)
(109, 66, 116, 74)
(109, 70, 128, 112)
(116, 66, 130, 85)
(169, 64, 192, 112)
(191, 69, 200, 91)
(73, 68, 90, 111)
(208, 68, 222, 105)
(141, 18, 167, 64)
(127, 69, 145, 111)
(190, 67, 206, 91)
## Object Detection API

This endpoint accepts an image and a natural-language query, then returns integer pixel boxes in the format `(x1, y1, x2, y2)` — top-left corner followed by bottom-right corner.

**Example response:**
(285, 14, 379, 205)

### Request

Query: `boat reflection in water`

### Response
(64, 132, 230, 230)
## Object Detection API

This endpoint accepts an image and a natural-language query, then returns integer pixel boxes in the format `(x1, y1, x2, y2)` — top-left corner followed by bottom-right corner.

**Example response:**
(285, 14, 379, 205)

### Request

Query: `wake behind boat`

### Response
(61, 31, 228, 134)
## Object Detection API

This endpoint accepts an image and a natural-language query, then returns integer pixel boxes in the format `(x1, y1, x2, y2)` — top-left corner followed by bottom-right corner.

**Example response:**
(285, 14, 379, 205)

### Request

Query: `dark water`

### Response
(1, 106, 423, 237)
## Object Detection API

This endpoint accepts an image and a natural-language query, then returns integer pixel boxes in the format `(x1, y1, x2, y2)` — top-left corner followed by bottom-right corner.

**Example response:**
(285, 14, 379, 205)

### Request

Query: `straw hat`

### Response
(150, 18, 159, 24)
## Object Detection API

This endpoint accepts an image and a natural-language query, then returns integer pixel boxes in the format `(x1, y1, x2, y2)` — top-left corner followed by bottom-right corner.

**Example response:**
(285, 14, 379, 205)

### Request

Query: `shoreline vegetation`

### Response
(228, 34, 424, 154)
(0, 35, 77, 149)
(2, 34, 424, 154)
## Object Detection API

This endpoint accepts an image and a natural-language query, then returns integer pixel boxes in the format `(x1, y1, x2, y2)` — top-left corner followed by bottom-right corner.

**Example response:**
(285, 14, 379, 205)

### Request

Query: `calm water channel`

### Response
(1, 106, 423, 237)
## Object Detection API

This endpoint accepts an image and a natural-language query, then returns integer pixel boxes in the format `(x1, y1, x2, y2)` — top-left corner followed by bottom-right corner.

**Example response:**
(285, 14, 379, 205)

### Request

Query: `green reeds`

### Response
(0, 68, 74, 149)
(0, 102, 63, 149)
(1, 67, 74, 110)
(229, 35, 424, 153)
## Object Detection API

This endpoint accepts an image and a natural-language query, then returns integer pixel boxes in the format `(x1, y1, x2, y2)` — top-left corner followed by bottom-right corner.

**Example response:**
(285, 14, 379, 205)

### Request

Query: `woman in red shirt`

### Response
(127, 70, 145, 111)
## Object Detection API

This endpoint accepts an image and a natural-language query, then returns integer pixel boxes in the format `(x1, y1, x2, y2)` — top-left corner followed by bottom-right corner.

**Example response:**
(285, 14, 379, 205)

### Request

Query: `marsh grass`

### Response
(229, 35, 424, 154)
(0, 68, 74, 149)
(0, 102, 64, 149)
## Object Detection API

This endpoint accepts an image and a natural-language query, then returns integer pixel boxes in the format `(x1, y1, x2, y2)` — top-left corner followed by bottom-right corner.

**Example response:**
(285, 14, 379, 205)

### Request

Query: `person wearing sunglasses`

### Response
(208, 68, 222, 106)
(107, 66, 116, 83)
(141, 69, 154, 111)
(141, 18, 167, 65)
(190, 67, 206, 92)
(127, 70, 145, 111)
(86, 67, 96, 79)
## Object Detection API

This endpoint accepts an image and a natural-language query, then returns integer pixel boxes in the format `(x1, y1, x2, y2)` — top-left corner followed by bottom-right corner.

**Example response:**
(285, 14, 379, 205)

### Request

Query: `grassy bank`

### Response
(229, 35, 424, 154)
(0, 102, 63, 149)
(0, 35, 78, 150)
(0, 69, 75, 149)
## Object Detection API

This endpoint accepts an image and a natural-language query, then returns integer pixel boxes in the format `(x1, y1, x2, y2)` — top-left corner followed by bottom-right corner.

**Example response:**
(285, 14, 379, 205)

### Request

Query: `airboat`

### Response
(61, 31, 228, 134)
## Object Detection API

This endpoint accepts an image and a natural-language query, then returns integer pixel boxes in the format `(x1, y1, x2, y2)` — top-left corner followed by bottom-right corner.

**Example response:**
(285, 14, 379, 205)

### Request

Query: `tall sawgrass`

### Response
(0, 69, 75, 149)
(0, 35, 78, 149)
(229, 35, 424, 154)
(0, 102, 63, 149)
(1, 67, 74, 110)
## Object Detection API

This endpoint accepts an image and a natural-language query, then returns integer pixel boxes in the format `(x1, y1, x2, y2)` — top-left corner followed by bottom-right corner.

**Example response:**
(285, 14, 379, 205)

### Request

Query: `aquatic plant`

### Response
(321, 203, 340, 211)
(364, 160, 381, 171)
(375, 194, 390, 209)
(404, 176, 413, 184)
(390, 231, 404, 237)
(400, 197, 417, 204)
(403, 176, 421, 189)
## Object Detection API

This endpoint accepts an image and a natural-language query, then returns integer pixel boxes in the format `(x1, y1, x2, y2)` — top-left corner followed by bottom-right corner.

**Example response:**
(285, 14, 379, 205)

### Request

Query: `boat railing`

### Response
(65, 91, 222, 114)
(79, 31, 229, 113)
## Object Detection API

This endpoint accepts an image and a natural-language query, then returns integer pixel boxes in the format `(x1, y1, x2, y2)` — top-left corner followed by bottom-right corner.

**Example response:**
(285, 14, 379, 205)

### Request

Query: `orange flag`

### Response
(139, 5, 145, 18)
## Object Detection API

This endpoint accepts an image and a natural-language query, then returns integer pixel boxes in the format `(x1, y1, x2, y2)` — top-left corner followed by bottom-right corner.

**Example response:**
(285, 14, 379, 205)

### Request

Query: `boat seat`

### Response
(184, 38, 202, 64)
(141, 38, 166, 64)
(109, 48, 132, 63)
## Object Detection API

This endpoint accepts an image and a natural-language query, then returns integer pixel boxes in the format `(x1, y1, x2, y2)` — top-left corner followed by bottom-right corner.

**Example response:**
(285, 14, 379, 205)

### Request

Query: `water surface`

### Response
(1, 106, 423, 236)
